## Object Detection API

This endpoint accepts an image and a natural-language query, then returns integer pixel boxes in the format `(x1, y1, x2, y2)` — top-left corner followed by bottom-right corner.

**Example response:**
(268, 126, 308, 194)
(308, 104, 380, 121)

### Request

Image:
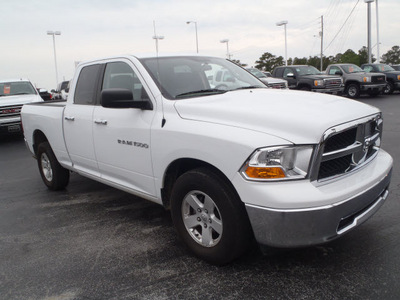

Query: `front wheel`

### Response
(345, 83, 360, 98)
(37, 142, 70, 190)
(170, 168, 252, 265)
(383, 81, 394, 95)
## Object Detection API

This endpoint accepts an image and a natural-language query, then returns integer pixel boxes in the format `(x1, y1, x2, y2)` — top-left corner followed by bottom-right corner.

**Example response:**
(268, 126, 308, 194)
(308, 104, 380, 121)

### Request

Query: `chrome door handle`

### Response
(94, 119, 108, 125)
(64, 116, 75, 121)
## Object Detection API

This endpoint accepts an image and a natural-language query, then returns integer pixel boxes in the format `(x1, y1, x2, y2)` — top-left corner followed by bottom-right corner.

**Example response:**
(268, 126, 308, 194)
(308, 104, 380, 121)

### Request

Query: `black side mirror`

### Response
(335, 71, 343, 76)
(101, 89, 152, 110)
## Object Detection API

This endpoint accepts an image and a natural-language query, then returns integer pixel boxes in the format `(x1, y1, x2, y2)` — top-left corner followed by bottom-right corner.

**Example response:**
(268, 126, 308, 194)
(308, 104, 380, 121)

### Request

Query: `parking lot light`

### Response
(47, 31, 61, 87)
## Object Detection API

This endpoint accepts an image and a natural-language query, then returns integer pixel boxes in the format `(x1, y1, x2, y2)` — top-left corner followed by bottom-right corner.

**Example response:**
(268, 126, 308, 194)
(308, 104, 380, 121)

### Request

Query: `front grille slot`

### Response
(371, 75, 385, 83)
(315, 115, 382, 181)
(325, 79, 342, 89)
(0, 105, 22, 119)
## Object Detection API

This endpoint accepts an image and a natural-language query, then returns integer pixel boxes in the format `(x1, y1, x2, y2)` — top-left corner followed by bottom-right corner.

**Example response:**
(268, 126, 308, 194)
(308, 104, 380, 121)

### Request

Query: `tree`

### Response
(293, 57, 307, 65)
(381, 46, 400, 65)
(255, 52, 284, 72)
(358, 46, 375, 65)
(230, 59, 248, 67)
(337, 49, 360, 65)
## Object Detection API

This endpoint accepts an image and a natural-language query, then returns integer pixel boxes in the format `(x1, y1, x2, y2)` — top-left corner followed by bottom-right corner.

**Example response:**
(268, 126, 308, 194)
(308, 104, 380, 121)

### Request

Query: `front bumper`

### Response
(311, 86, 344, 94)
(360, 83, 386, 91)
(235, 150, 393, 248)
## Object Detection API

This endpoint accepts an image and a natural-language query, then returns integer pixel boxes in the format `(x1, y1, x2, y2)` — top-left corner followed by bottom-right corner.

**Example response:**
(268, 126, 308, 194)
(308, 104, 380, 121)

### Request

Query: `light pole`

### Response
(220, 39, 231, 59)
(186, 21, 198, 53)
(152, 35, 164, 53)
(47, 30, 61, 87)
(152, 21, 164, 54)
(375, 0, 380, 63)
(365, 0, 374, 64)
(276, 21, 288, 66)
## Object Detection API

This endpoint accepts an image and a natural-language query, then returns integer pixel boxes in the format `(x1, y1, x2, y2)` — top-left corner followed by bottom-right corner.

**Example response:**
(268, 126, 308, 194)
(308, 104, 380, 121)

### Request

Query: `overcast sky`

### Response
(1, 0, 399, 89)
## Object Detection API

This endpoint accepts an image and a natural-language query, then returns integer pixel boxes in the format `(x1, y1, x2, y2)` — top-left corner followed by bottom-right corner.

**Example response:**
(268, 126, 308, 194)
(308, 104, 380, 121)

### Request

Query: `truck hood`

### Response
(174, 89, 379, 144)
(0, 94, 42, 106)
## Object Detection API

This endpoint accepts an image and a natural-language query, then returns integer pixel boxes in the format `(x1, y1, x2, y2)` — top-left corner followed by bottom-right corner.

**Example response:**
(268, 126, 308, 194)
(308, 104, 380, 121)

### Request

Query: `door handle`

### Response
(94, 119, 108, 125)
(64, 116, 75, 121)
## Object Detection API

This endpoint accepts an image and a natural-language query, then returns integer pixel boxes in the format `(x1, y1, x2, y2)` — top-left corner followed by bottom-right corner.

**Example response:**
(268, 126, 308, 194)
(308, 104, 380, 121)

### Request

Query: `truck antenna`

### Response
(153, 21, 166, 128)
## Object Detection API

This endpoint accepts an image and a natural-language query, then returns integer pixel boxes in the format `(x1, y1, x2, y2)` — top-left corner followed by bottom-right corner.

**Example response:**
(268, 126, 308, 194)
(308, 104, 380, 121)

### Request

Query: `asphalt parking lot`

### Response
(1, 93, 400, 300)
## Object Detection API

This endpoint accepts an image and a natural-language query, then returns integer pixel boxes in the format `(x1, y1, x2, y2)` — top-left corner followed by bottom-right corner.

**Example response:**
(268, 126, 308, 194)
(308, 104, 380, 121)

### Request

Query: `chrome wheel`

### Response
(40, 153, 53, 182)
(181, 190, 223, 247)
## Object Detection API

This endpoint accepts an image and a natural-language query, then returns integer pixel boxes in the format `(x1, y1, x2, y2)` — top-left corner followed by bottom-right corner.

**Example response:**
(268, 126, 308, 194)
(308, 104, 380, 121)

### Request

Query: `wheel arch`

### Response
(32, 130, 49, 157)
(161, 158, 239, 210)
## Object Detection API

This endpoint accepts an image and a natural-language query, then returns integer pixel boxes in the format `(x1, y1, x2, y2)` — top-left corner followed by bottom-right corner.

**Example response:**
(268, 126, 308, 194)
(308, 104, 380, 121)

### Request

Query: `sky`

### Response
(1, 0, 399, 90)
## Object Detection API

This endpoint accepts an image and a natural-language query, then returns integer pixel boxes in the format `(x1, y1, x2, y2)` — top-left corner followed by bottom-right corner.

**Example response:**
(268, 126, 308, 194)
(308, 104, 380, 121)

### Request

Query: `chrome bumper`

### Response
(245, 168, 392, 248)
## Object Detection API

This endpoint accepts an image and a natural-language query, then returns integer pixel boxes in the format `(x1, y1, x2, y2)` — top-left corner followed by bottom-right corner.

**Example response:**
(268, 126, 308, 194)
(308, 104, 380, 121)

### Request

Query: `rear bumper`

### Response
(238, 150, 393, 248)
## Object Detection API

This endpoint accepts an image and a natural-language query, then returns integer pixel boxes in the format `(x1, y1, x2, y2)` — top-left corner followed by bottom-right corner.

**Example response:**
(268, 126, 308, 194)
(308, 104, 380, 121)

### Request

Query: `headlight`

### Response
(314, 80, 324, 87)
(397, 75, 400, 81)
(240, 145, 314, 181)
(363, 77, 371, 82)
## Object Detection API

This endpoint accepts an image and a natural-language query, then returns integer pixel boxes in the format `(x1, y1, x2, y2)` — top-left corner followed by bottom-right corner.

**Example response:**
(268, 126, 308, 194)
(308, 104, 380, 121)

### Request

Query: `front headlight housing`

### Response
(240, 145, 314, 181)
(314, 80, 324, 87)
(363, 77, 371, 82)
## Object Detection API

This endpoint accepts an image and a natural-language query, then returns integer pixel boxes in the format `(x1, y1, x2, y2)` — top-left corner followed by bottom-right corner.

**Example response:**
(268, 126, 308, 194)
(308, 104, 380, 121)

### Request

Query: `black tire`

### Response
(170, 167, 252, 265)
(383, 81, 394, 95)
(37, 142, 70, 190)
(300, 86, 311, 91)
(345, 83, 360, 98)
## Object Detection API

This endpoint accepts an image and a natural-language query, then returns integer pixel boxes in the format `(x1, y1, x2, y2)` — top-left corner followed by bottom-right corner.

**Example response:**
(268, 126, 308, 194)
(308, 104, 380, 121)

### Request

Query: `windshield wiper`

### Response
(12, 92, 31, 95)
(175, 89, 227, 98)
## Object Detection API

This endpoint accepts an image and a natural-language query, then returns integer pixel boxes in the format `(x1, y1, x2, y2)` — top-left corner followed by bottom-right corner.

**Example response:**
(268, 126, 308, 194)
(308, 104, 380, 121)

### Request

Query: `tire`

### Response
(345, 83, 360, 98)
(383, 81, 394, 95)
(170, 167, 252, 265)
(37, 142, 70, 190)
(300, 86, 311, 91)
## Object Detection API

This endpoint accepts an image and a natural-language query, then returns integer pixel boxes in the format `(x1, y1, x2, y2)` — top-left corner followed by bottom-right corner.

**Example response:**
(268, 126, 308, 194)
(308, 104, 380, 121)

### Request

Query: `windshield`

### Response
(0, 81, 37, 97)
(295, 66, 321, 76)
(375, 64, 395, 72)
(139, 56, 265, 99)
(341, 64, 364, 74)
(247, 68, 267, 78)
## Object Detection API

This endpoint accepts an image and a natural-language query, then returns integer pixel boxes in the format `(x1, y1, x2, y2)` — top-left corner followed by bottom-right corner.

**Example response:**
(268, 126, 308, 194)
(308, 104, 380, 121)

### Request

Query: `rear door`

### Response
(92, 59, 157, 198)
(63, 63, 103, 177)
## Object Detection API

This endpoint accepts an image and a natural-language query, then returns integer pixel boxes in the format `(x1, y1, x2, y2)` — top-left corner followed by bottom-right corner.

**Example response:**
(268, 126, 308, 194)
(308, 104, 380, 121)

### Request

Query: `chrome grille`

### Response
(0, 105, 22, 119)
(324, 78, 342, 89)
(371, 75, 386, 83)
(267, 82, 286, 89)
(312, 114, 382, 182)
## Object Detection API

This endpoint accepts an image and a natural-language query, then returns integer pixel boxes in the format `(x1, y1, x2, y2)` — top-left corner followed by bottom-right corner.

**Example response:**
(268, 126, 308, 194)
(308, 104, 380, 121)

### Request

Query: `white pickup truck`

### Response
(22, 54, 393, 265)
(1, 79, 43, 136)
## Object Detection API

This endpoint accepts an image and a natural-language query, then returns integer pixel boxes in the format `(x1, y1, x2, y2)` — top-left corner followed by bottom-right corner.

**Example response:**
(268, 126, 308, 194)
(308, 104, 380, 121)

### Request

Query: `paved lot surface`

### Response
(1, 93, 400, 300)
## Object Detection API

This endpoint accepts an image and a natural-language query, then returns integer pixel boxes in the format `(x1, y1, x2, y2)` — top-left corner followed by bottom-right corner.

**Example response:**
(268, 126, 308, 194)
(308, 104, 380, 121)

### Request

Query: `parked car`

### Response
(0, 78, 43, 136)
(326, 64, 386, 98)
(272, 65, 344, 94)
(246, 68, 288, 89)
(51, 80, 69, 100)
(22, 54, 393, 265)
(37, 88, 53, 101)
(361, 63, 400, 94)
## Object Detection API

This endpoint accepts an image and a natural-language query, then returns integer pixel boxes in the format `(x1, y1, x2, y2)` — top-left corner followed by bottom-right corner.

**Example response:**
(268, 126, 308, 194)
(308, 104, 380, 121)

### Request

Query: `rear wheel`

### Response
(37, 142, 70, 190)
(170, 167, 252, 265)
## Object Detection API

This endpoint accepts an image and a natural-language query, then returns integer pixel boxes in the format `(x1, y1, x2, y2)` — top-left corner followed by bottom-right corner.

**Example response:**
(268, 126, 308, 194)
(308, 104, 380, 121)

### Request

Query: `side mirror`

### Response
(286, 73, 295, 78)
(51, 89, 56, 93)
(65, 88, 69, 93)
(101, 89, 152, 110)
(335, 71, 343, 76)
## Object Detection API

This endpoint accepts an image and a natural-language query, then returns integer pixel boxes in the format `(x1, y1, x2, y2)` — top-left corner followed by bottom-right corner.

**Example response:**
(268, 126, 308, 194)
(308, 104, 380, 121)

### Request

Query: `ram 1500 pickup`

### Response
(21, 54, 393, 265)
